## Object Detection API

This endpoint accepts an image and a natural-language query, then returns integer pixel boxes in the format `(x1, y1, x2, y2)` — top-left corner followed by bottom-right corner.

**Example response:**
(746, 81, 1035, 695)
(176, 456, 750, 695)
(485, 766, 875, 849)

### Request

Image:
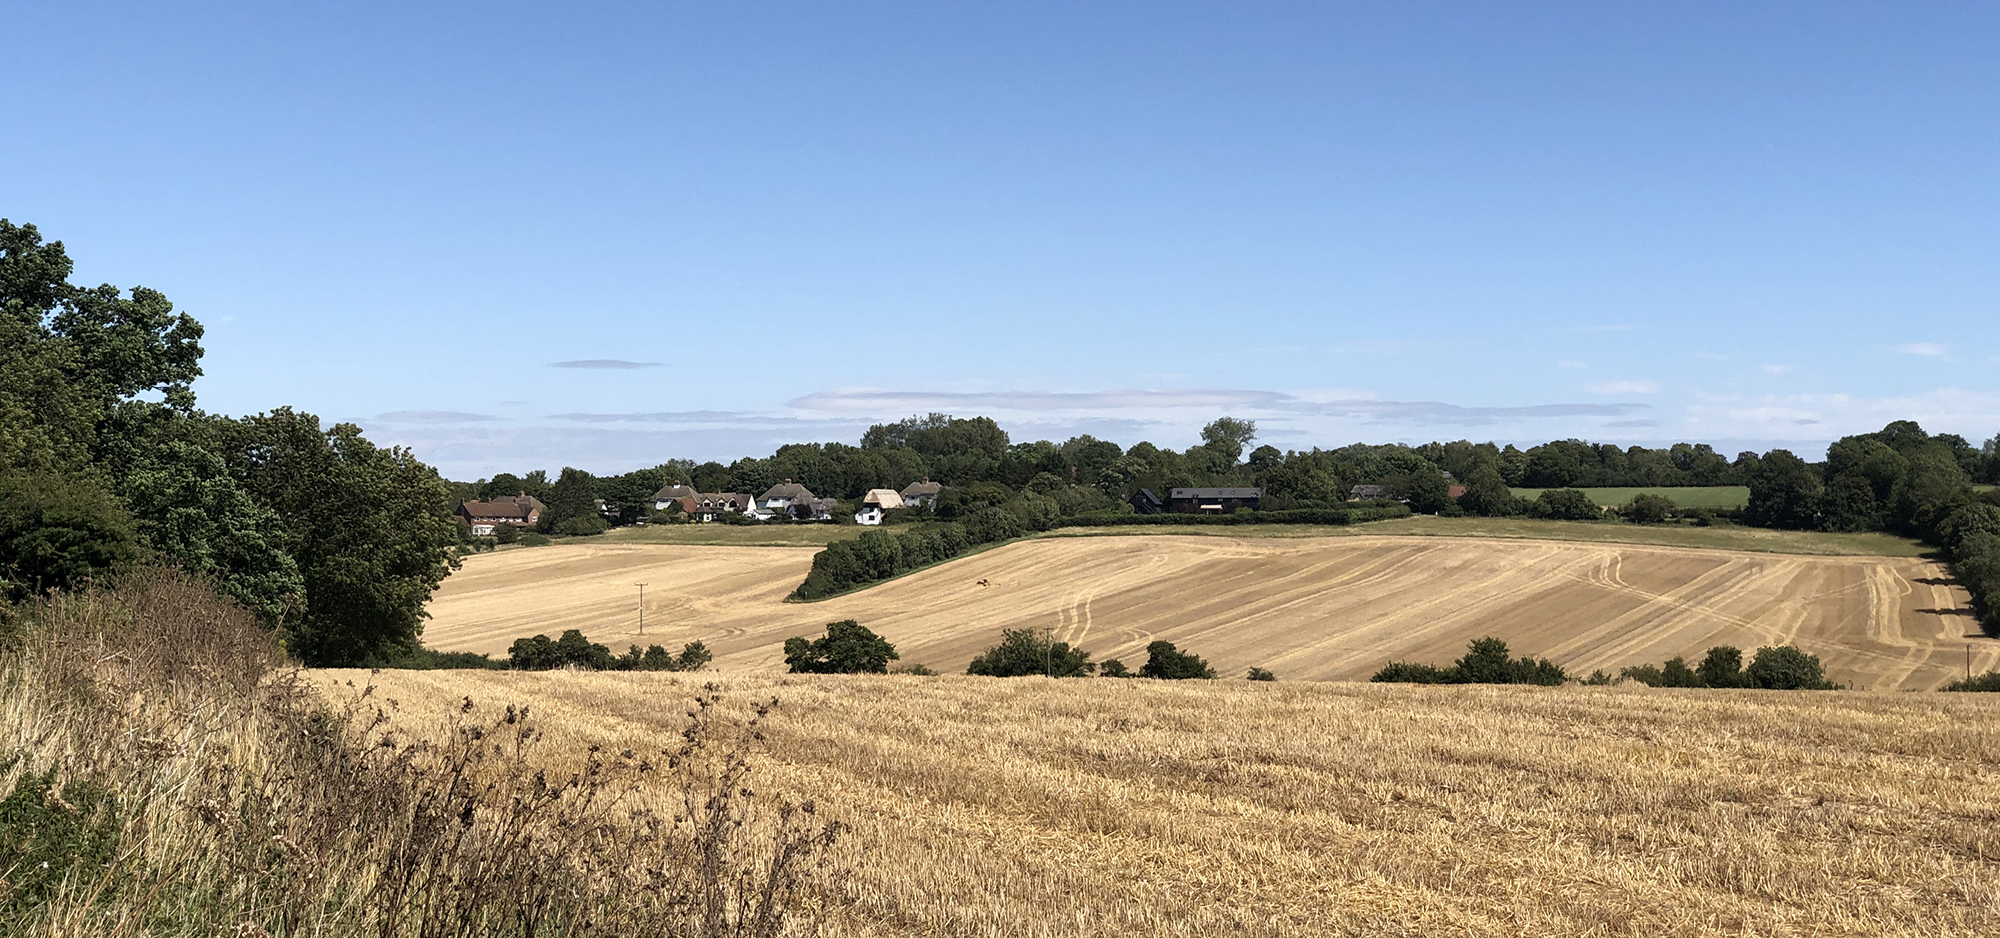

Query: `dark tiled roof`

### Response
(1168, 488, 1263, 500)
(900, 480, 942, 497)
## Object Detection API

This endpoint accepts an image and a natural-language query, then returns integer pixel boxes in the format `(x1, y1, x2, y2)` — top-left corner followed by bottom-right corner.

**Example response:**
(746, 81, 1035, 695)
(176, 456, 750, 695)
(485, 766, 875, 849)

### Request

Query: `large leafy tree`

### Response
(218, 409, 460, 666)
(782, 620, 898, 674)
(121, 440, 303, 623)
(1, 220, 203, 476)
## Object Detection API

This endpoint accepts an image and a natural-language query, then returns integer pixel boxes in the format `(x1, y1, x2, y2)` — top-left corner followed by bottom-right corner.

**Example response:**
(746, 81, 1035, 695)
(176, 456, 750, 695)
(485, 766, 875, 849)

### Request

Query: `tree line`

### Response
(0, 221, 460, 666)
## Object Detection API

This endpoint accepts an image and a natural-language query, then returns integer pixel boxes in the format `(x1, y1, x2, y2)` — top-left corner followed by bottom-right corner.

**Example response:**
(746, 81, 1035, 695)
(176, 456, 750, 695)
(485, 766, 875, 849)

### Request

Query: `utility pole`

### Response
(637, 583, 648, 636)
(1970, 643, 1974, 682)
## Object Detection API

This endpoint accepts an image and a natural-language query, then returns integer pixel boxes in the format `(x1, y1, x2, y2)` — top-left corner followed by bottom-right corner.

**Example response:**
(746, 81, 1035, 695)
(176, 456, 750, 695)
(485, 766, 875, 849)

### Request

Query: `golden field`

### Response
(326, 668, 2000, 937)
(424, 533, 1994, 690)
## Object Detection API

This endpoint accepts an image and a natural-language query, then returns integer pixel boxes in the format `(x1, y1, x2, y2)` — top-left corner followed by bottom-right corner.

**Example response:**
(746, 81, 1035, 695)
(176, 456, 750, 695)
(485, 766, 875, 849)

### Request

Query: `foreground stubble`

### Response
(330, 669, 2000, 937)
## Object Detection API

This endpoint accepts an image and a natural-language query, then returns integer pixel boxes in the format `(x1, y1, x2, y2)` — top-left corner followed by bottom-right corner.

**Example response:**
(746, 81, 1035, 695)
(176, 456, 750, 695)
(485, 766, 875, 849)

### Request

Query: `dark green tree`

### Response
(1745, 449, 1822, 529)
(1199, 417, 1257, 464)
(1098, 658, 1133, 678)
(782, 619, 899, 673)
(1696, 646, 1747, 688)
(0, 472, 138, 600)
(1623, 493, 1674, 525)
(1457, 465, 1522, 517)
(219, 409, 461, 666)
(1533, 488, 1601, 521)
(120, 441, 302, 623)
(965, 628, 1096, 677)
(1746, 645, 1834, 689)
(1139, 640, 1215, 679)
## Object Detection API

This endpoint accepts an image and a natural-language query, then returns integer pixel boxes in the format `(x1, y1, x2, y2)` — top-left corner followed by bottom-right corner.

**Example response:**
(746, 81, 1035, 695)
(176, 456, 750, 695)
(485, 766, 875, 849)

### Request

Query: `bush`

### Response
(1245, 666, 1276, 681)
(555, 515, 609, 537)
(0, 473, 139, 601)
(1746, 645, 1835, 689)
(782, 619, 898, 674)
(1371, 637, 1567, 685)
(1622, 493, 1675, 525)
(1139, 640, 1215, 679)
(1942, 671, 2000, 692)
(1098, 658, 1133, 678)
(1621, 644, 1834, 689)
(1532, 489, 1601, 522)
(966, 628, 1095, 677)
(508, 629, 614, 670)
(0, 767, 123, 919)
(492, 522, 520, 544)
(519, 532, 551, 546)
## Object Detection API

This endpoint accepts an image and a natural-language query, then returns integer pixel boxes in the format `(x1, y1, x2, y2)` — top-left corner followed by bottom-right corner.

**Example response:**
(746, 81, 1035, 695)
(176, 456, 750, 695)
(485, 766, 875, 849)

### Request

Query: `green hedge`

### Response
(789, 505, 1413, 600)
(1059, 505, 1412, 528)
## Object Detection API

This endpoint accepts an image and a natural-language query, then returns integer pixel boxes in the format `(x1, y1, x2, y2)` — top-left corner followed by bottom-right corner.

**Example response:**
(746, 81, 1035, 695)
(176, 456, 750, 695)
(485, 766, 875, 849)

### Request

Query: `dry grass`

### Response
(0, 570, 835, 936)
(423, 534, 1992, 690)
(332, 668, 2000, 937)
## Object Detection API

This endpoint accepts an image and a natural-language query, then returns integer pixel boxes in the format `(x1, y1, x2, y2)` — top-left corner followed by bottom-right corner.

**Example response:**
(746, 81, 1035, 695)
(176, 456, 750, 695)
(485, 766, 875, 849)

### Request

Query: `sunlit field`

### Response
(329, 669, 2000, 937)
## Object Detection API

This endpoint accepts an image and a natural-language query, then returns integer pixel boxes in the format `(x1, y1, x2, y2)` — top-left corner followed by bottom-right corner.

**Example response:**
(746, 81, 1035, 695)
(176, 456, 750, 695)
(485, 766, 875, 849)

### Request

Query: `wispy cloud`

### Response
(790, 388, 1295, 412)
(374, 410, 499, 424)
(1604, 419, 1660, 428)
(1583, 381, 1658, 395)
(790, 386, 1651, 427)
(1557, 360, 1587, 370)
(549, 359, 665, 370)
(1760, 364, 1792, 375)
(1895, 343, 1948, 357)
(549, 410, 857, 428)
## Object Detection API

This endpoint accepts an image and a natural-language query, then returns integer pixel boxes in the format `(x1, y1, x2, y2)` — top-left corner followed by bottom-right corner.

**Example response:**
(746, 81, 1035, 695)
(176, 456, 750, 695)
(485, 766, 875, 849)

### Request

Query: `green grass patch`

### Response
(1038, 515, 1928, 557)
(1510, 486, 1750, 509)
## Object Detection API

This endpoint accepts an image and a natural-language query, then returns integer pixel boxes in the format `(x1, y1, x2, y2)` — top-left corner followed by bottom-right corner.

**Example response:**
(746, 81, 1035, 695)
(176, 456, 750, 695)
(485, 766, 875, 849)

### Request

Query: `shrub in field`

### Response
(1621, 644, 1834, 689)
(1140, 640, 1216, 680)
(509, 628, 615, 670)
(1942, 671, 2000, 691)
(1098, 658, 1133, 678)
(1372, 637, 1566, 686)
(519, 532, 552, 546)
(966, 628, 1096, 677)
(1746, 645, 1836, 689)
(1622, 493, 1675, 525)
(1246, 666, 1276, 682)
(783, 619, 899, 673)
(555, 515, 609, 536)
(1532, 488, 1602, 522)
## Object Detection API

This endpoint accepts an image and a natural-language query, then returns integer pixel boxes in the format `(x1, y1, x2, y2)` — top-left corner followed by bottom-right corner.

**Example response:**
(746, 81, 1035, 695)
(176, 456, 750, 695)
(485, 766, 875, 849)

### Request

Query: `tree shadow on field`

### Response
(1913, 576, 1958, 586)
(1918, 607, 1978, 617)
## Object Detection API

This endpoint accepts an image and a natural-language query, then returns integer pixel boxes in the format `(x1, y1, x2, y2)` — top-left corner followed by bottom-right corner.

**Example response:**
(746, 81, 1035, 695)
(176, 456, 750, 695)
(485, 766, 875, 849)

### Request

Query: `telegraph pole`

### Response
(637, 583, 647, 636)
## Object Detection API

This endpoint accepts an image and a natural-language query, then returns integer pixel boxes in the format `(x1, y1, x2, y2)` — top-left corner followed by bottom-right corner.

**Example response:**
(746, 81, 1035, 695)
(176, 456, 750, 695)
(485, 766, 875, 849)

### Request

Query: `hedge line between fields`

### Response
(788, 504, 1414, 601)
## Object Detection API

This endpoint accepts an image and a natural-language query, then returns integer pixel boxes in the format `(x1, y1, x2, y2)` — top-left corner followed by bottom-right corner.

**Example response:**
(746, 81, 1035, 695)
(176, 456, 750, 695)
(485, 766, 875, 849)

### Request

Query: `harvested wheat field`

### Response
(324, 669, 2000, 937)
(425, 535, 1993, 690)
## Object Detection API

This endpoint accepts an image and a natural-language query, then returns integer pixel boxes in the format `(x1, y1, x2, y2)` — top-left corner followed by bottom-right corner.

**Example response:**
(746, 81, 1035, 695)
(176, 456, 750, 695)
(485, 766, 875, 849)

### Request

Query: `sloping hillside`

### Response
(422, 534, 1993, 690)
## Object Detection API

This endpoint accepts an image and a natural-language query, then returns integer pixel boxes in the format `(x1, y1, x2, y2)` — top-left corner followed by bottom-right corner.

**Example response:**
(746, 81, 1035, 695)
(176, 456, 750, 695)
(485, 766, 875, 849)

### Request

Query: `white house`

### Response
(899, 479, 942, 508)
(854, 488, 904, 525)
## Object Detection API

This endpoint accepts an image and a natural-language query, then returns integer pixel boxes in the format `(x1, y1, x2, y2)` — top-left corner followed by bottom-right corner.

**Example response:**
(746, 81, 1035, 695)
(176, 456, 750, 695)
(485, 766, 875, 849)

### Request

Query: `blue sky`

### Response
(8, 1, 1996, 479)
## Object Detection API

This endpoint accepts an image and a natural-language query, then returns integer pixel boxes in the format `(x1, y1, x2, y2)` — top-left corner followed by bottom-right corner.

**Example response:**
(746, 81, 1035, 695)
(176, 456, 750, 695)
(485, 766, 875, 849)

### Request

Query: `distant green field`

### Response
(1042, 515, 1928, 558)
(1511, 486, 1749, 509)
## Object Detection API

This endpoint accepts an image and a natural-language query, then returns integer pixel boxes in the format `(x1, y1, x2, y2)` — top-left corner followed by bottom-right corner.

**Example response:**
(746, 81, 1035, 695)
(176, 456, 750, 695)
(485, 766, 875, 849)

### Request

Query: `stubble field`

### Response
(424, 533, 1993, 690)
(324, 669, 2000, 936)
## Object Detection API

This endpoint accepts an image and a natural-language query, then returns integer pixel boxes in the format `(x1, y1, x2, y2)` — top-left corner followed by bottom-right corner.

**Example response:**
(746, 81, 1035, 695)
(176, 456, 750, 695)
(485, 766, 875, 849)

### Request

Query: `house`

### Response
(1130, 488, 1165, 515)
(854, 488, 904, 525)
(1166, 487, 1262, 515)
(1349, 484, 1390, 501)
(899, 479, 943, 508)
(456, 493, 546, 535)
(758, 481, 834, 521)
(649, 483, 697, 511)
(680, 492, 752, 522)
